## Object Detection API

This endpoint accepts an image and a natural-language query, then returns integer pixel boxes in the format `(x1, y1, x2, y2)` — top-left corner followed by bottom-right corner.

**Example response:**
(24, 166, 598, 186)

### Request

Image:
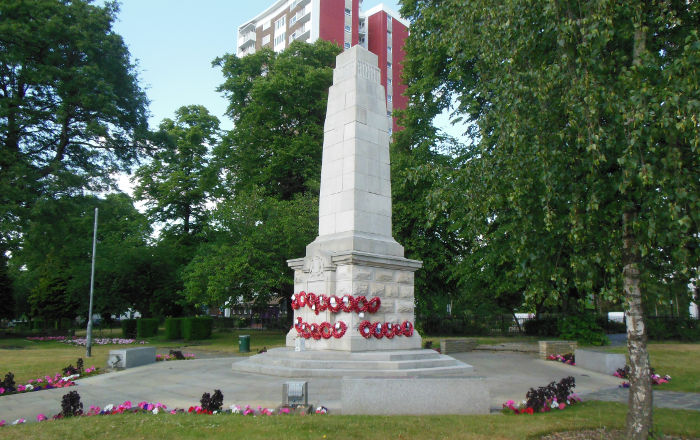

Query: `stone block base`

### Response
(575, 349, 626, 375)
(539, 341, 578, 360)
(341, 377, 489, 414)
(108, 347, 156, 369)
(440, 338, 478, 354)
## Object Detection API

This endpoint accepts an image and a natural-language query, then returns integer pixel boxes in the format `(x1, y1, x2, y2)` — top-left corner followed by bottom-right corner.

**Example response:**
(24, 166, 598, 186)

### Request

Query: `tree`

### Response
(181, 41, 341, 311)
(0, 0, 148, 253)
(212, 40, 341, 200)
(134, 105, 220, 237)
(400, 1, 699, 437)
(16, 193, 154, 320)
(0, 250, 13, 320)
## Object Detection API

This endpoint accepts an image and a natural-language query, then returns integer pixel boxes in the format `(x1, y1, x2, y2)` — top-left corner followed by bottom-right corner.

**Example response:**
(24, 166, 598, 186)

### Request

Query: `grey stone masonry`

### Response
(286, 45, 422, 352)
(575, 349, 627, 376)
(341, 377, 489, 415)
(107, 347, 156, 369)
(538, 341, 578, 360)
(440, 338, 478, 354)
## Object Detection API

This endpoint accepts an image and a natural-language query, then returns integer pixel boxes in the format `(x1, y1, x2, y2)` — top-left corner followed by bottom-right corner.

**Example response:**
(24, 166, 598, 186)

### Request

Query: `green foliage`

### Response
(164, 317, 184, 340)
(136, 318, 159, 338)
(558, 315, 609, 346)
(120, 319, 137, 339)
(213, 40, 340, 200)
(0, 252, 15, 320)
(646, 318, 700, 342)
(0, 0, 148, 253)
(399, 0, 700, 313)
(183, 316, 213, 341)
(134, 105, 220, 237)
(180, 40, 341, 312)
(524, 317, 560, 337)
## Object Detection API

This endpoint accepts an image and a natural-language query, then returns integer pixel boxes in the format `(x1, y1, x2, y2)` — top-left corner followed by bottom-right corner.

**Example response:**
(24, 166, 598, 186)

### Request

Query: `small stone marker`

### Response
(108, 346, 156, 369)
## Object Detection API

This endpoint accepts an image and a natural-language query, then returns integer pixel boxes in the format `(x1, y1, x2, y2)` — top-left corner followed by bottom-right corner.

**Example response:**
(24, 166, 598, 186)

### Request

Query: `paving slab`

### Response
(1, 350, 697, 424)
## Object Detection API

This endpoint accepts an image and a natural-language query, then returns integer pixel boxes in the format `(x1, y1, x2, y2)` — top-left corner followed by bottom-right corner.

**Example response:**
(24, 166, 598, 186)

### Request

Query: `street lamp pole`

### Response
(86, 207, 98, 357)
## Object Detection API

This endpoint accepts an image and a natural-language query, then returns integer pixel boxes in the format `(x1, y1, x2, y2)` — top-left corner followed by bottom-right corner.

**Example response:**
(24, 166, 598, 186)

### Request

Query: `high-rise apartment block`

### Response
(237, 0, 409, 133)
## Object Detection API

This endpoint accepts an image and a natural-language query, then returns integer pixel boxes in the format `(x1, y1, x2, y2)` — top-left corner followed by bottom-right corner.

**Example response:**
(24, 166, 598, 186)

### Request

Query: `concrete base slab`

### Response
(232, 347, 473, 378)
(575, 349, 626, 376)
(108, 347, 156, 369)
(342, 377, 489, 414)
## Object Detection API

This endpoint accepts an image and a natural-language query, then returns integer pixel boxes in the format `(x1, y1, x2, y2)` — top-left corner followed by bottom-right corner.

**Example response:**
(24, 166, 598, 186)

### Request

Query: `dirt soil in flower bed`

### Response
(540, 429, 699, 439)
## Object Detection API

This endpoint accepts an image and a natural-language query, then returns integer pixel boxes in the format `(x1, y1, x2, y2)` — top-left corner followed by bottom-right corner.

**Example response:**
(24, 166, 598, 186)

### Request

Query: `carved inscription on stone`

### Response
(357, 61, 380, 83)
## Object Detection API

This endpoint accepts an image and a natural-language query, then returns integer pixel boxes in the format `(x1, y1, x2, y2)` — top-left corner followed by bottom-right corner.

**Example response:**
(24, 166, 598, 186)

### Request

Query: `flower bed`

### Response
(0, 389, 329, 427)
(156, 353, 195, 362)
(26, 336, 148, 346)
(0, 358, 99, 398)
(546, 353, 575, 365)
(502, 376, 582, 415)
(614, 365, 672, 388)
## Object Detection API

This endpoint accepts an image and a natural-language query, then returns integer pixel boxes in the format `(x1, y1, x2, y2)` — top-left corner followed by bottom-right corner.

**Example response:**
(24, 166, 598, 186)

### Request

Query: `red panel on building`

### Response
(319, 0, 346, 48)
(367, 11, 388, 99)
(392, 19, 409, 132)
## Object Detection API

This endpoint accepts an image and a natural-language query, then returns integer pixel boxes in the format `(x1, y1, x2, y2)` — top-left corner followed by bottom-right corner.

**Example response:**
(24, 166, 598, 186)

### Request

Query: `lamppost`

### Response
(86, 208, 98, 357)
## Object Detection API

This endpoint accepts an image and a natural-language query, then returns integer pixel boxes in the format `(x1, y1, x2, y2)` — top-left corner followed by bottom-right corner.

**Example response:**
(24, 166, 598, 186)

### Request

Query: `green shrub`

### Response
(558, 314, 609, 346)
(60, 318, 73, 330)
(164, 318, 184, 340)
(646, 317, 700, 342)
(183, 316, 213, 340)
(524, 317, 559, 337)
(121, 319, 137, 338)
(31, 319, 46, 330)
(136, 318, 159, 338)
(234, 317, 248, 328)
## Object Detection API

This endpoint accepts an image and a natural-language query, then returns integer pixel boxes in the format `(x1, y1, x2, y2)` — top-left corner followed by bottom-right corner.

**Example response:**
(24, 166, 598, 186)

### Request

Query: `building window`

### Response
(263, 21, 271, 30)
(275, 17, 286, 31)
(388, 46, 392, 54)
(290, 15, 297, 26)
(388, 79, 392, 86)
(388, 127, 393, 135)
(387, 62, 392, 68)
(344, 42, 351, 49)
(262, 35, 271, 45)
(387, 15, 392, 24)
(387, 111, 391, 117)
(345, 8, 351, 16)
(345, 25, 351, 33)
(388, 95, 392, 103)
(274, 33, 285, 46)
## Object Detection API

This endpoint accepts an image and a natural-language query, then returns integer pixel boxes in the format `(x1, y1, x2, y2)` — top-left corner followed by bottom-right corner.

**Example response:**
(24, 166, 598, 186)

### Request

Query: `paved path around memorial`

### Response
(1, 350, 698, 423)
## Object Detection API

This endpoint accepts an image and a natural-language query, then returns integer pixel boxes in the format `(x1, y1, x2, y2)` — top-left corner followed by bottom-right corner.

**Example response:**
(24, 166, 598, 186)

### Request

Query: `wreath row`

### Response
(291, 292, 381, 315)
(359, 321, 414, 339)
(294, 318, 348, 340)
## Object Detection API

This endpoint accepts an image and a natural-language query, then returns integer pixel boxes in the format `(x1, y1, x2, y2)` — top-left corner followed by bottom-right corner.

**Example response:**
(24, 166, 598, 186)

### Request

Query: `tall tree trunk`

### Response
(624, 11, 653, 438)
(624, 207, 652, 439)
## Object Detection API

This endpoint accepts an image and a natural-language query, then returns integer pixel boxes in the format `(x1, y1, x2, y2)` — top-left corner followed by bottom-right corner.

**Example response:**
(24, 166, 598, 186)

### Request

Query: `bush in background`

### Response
(183, 317, 213, 340)
(121, 319, 137, 338)
(164, 317, 184, 339)
(523, 316, 560, 337)
(136, 318, 159, 338)
(558, 314, 609, 346)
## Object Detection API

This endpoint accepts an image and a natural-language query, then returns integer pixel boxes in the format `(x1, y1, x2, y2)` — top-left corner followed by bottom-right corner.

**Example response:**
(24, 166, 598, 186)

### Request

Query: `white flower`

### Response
(230, 405, 241, 414)
(152, 408, 159, 415)
(551, 402, 558, 409)
(25, 384, 34, 391)
(12, 418, 25, 425)
(104, 404, 114, 412)
(291, 294, 296, 301)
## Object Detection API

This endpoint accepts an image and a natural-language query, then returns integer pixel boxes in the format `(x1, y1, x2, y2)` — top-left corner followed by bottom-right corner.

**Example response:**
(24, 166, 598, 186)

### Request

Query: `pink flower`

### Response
(36, 414, 47, 422)
(558, 403, 566, 410)
(0, 420, 5, 427)
(0, 387, 4, 394)
(17, 385, 25, 392)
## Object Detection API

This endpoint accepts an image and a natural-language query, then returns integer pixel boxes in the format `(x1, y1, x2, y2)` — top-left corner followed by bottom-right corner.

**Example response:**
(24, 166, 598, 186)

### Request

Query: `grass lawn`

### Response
(600, 343, 700, 393)
(0, 402, 698, 439)
(0, 329, 288, 385)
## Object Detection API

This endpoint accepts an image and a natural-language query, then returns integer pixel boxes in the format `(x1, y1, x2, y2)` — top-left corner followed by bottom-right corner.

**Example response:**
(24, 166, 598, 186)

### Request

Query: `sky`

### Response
(110, 1, 404, 132)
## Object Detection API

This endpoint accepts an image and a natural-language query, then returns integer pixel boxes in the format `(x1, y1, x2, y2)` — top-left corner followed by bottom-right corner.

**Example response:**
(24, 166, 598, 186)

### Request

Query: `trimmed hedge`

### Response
(183, 317, 213, 340)
(164, 318, 184, 340)
(137, 318, 159, 338)
(121, 319, 137, 338)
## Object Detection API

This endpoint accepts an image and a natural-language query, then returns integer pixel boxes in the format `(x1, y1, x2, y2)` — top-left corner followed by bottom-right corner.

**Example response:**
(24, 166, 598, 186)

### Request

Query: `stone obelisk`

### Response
(286, 45, 422, 351)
